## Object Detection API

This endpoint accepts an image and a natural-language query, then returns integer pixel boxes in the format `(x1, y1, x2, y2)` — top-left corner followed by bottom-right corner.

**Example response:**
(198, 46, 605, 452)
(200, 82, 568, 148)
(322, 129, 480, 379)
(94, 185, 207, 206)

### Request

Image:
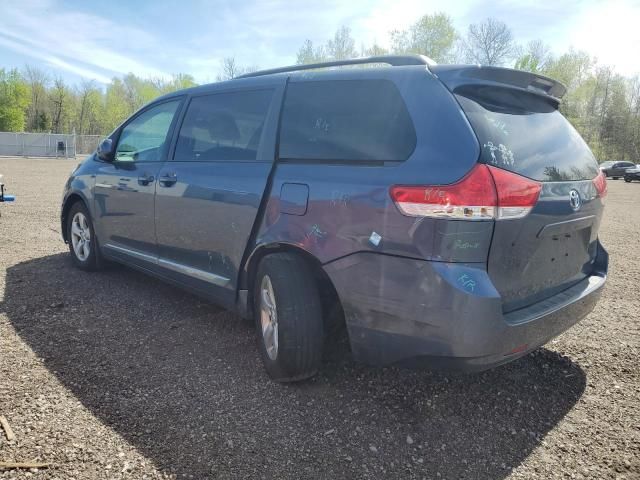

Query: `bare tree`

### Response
(460, 18, 518, 66)
(23, 65, 49, 131)
(76, 80, 97, 135)
(216, 57, 258, 81)
(50, 78, 68, 133)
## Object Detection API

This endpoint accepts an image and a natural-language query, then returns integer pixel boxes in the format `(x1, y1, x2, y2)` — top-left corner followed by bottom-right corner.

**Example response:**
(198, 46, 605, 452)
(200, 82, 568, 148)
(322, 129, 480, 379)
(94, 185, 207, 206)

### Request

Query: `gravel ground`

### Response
(0, 156, 638, 480)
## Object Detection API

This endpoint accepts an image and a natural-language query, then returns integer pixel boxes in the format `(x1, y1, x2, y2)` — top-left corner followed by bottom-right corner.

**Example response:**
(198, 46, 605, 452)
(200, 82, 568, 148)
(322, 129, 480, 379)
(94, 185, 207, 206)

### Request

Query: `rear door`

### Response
(453, 85, 604, 312)
(154, 84, 282, 307)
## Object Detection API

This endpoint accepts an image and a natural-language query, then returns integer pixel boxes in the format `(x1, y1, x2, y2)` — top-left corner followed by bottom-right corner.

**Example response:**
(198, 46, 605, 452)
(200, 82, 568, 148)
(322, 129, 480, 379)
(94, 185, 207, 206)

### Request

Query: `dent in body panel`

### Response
(323, 253, 502, 359)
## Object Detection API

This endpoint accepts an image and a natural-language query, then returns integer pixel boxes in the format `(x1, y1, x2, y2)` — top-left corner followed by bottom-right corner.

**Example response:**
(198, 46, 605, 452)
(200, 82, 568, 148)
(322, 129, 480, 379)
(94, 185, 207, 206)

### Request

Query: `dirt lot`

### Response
(0, 156, 638, 480)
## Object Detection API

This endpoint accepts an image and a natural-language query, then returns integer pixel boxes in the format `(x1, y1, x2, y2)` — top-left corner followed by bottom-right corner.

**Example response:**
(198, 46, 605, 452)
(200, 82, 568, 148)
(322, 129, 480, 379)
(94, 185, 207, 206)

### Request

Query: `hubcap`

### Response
(70, 212, 91, 261)
(260, 275, 278, 361)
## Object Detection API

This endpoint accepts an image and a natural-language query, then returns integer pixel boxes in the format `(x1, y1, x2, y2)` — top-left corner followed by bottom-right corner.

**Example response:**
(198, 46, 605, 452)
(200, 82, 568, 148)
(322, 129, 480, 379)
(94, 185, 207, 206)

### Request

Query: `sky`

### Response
(1, 0, 639, 86)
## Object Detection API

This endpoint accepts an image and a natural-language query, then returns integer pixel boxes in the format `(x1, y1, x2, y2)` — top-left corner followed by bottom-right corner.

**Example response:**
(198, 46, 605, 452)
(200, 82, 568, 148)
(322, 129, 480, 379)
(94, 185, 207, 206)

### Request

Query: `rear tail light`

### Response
(390, 164, 541, 220)
(592, 171, 607, 199)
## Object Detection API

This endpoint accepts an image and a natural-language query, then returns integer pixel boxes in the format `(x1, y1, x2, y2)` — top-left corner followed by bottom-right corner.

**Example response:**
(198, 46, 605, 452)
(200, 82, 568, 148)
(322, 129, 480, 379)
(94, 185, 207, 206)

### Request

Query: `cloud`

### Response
(566, 0, 640, 76)
(0, 0, 638, 84)
(0, 33, 113, 84)
(0, 0, 170, 82)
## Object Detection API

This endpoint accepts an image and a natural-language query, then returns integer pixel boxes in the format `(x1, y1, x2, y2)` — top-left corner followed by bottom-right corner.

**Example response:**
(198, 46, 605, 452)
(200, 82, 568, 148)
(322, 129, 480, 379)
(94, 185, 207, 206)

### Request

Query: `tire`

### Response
(625, 177, 632, 183)
(66, 201, 102, 271)
(253, 253, 323, 382)
(612, 176, 619, 180)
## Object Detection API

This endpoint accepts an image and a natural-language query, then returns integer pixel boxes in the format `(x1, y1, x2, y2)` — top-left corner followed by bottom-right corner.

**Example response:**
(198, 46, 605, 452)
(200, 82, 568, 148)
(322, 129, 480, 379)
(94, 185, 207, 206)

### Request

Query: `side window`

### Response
(174, 89, 273, 162)
(115, 100, 180, 163)
(279, 80, 416, 162)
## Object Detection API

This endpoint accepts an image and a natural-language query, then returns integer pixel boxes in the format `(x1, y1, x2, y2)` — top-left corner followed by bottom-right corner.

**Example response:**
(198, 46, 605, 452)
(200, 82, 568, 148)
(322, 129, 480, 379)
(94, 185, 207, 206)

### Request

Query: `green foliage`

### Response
(0, 68, 30, 131)
(296, 27, 357, 64)
(390, 13, 456, 63)
(3, 17, 640, 163)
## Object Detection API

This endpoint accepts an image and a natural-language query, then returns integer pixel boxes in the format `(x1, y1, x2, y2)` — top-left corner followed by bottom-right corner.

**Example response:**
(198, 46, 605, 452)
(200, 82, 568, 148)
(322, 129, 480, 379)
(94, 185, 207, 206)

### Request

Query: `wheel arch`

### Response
(61, 192, 90, 243)
(243, 243, 346, 334)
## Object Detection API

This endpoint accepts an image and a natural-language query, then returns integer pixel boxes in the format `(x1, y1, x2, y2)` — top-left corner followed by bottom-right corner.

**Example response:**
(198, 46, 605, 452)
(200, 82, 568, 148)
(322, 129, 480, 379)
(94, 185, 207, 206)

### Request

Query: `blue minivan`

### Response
(61, 56, 608, 382)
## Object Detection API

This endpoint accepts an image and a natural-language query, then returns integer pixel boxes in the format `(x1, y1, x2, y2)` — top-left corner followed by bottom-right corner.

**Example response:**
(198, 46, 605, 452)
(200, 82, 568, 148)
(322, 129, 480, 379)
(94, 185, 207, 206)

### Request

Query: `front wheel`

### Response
(254, 253, 323, 382)
(66, 202, 102, 271)
(624, 177, 632, 183)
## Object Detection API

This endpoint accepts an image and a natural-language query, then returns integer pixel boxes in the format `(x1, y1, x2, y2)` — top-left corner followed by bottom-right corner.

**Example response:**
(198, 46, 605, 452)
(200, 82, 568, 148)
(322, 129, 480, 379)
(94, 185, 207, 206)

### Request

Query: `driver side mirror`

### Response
(96, 138, 115, 161)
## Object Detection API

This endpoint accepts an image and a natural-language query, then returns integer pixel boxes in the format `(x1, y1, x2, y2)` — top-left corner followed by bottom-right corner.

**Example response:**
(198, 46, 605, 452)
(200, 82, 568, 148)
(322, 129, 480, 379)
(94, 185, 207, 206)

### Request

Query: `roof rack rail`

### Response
(237, 55, 436, 79)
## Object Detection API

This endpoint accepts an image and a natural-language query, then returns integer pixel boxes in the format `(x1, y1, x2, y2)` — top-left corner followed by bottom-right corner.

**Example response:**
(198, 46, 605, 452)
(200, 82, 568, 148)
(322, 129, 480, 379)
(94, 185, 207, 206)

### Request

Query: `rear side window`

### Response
(174, 89, 273, 161)
(456, 87, 599, 181)
(279, 80, 416, 162)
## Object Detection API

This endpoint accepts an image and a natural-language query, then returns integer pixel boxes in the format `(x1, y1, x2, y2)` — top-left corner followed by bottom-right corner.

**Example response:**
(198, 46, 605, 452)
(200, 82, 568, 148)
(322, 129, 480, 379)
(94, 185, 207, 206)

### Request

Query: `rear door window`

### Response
(456, 87, 599, 181)
(174, 89, 273, 161)
(279, 79, 416, 162)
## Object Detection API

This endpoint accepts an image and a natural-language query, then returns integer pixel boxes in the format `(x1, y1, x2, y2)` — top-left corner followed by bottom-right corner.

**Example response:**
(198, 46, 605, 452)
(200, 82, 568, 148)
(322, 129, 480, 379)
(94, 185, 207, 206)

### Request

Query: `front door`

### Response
(154, 87, 281, 307)
(94, 99, 182, 267)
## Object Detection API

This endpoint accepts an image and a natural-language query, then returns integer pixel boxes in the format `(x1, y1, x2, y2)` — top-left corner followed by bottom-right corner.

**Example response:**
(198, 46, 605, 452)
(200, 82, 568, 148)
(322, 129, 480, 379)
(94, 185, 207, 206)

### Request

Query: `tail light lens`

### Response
(592, 171, 607, 199)
(390, 164, 541, 220)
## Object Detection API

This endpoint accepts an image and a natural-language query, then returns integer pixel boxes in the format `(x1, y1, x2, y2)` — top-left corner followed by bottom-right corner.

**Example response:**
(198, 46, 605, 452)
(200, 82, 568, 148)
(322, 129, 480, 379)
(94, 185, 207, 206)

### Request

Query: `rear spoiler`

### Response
(430, 65, 567, 104)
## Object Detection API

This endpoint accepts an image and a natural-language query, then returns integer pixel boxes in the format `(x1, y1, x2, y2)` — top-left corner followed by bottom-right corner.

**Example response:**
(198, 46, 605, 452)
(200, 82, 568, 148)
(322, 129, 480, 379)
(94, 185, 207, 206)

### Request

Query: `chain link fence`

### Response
(0, 132, 103, 157)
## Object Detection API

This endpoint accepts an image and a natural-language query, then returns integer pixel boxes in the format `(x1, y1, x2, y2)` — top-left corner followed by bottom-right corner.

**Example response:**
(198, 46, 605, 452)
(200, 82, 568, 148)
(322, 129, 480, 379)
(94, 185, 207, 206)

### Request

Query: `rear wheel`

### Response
(612, 176, 619, 180)
(66, 202, 102, 271)
(253, 253, 323, 382)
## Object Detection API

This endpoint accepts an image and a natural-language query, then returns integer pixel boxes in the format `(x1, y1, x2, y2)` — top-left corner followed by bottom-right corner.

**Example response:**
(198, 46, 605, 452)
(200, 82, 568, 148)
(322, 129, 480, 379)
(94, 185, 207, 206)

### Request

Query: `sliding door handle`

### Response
(137, 174, 155, 186)
(159, 173, 177, 187)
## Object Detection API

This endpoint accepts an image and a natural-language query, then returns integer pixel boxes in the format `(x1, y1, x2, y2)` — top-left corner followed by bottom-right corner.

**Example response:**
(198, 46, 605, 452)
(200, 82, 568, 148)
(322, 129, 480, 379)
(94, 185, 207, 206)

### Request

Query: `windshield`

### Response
(456, 88, 599, 182)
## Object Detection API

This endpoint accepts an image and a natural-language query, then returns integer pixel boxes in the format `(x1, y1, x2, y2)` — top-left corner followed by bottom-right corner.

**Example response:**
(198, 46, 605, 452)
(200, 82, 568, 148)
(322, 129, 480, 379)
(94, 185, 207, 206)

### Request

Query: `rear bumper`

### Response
(323, 242, 607, 371)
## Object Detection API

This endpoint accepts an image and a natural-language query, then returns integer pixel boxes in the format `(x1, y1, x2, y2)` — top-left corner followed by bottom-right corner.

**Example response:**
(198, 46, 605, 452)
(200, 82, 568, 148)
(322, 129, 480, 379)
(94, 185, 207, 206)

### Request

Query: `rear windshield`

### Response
(279, 79, 416, 162)
(456, 87, 599, 181)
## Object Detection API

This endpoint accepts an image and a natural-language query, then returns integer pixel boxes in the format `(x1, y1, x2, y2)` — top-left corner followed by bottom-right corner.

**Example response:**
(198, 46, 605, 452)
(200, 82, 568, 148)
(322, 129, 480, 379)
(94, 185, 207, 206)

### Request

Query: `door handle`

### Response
(159, 173, 177, 187)
(137, 174, 155, 186)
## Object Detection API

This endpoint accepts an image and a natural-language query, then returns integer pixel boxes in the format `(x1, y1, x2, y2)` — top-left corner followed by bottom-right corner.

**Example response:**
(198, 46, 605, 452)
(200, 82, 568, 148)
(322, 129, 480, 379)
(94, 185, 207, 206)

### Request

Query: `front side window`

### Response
(279, 80, 416, 162)
(115, 100, 181, 163)
(173, 89, 273, 162)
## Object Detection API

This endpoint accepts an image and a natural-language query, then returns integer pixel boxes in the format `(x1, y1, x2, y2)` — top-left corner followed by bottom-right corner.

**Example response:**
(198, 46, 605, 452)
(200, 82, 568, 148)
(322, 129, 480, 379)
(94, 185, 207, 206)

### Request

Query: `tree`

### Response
(514, 39, 552, 73)
(49, 78, 72, 133)
(23, 65, 49, 131)
(325, 26, 357, 60)
(216, 57, 258, 81)
(296, 39, 327, 64)
(0, 68, 29, 131)
(361, 43, 389, 57)
(390, 13, 457, 63)
(75, 80, 102, 135)
(296, 26, 356, 64)
(460, 18, 518, 66)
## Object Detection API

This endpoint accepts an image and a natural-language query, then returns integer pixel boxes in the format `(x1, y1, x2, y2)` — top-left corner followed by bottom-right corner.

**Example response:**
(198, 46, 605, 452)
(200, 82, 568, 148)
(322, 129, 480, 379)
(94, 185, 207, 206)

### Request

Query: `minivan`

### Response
(61, 55, 608, 382)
